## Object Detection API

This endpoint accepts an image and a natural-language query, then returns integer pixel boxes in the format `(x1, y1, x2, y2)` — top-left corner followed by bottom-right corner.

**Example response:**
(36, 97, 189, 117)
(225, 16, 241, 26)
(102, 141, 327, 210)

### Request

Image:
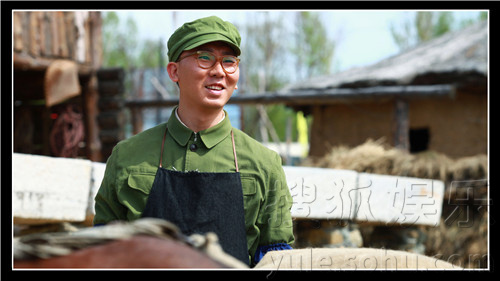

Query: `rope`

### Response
(13, 218, 248, 268)
(49, 105, 85, 158)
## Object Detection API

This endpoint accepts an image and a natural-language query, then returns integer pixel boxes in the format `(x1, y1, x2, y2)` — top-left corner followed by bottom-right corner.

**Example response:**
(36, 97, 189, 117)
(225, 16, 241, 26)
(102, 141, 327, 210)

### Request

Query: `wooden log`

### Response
(98, 96, 125, 111)
(57, 11, 69, 58)
(98, 80, 124, 96)
(43, 12, 53, 57)
(80, 74, 103, 162)
(99, 128, 125, 144)
(64, 12, 76, 60)
(21, 12, 31, 53)
(35, 12, 46, 56)
(89, 11, 103, 68)
(49, 12, 59, 56)
(97, 111, 125, 129)
(84, 13, 91, 64)
(29, 12, 40, 56)
(97, 67, 125, 81)
(13, 12, 24, 51)
(13, 52, 93, 74)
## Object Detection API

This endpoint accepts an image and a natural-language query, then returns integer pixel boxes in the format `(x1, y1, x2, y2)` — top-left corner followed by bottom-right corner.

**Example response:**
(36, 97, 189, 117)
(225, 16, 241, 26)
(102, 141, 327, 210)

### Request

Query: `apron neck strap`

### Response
(159, 125, 239, 172)
(231, 130, 239, 172)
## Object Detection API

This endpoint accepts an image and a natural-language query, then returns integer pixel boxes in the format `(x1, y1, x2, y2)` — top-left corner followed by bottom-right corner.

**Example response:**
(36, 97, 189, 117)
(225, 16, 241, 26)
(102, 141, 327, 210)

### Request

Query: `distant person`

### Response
(93, 15, 295, 266)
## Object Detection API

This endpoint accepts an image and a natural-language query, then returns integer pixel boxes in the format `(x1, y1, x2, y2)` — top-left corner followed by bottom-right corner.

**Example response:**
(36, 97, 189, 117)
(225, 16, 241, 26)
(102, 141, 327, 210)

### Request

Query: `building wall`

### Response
(409, 90, 487, 158)
(309, 91, 487, 159)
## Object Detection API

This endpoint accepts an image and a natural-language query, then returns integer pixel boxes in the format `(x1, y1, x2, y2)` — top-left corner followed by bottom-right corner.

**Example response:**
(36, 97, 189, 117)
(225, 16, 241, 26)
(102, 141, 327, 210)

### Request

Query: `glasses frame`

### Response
(177, 51, 240, 74)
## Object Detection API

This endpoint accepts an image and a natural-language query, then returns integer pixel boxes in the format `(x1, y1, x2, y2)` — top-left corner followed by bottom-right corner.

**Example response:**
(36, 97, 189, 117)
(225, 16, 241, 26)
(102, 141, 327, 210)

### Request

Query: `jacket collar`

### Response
(167, 106, 232, 149)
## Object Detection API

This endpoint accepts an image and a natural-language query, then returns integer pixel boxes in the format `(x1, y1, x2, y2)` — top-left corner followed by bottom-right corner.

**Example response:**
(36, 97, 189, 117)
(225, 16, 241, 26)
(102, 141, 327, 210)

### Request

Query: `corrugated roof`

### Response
(281, 20, 487, 92)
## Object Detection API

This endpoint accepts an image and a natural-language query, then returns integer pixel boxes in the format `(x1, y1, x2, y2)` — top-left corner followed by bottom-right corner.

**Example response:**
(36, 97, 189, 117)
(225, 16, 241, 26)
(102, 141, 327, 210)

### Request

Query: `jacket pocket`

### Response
(120, 171, 157, 218)
(127, 172, 156, 195)
(241, 176, 256, 195)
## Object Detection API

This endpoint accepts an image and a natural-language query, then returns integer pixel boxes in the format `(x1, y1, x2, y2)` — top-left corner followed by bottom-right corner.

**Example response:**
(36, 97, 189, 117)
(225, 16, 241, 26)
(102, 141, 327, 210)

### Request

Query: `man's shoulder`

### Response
(116, 122, 166, 150)
(109, 122, 166, 167)
(232, 128, 281, 159)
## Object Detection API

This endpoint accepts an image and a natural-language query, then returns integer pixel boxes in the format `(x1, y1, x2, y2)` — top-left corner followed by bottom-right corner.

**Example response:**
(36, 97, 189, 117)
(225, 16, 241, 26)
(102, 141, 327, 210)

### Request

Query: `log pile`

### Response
(97, 68, 126, 161)
(13, 11, 101, 67)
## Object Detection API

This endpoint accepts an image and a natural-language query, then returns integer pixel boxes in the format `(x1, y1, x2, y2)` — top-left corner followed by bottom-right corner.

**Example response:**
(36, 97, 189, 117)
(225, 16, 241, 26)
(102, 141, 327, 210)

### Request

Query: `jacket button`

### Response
(190, 143, 198, 152)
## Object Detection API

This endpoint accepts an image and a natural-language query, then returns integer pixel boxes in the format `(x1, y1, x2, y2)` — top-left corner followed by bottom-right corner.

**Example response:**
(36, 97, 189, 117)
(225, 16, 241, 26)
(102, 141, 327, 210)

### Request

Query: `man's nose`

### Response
(209, 61, 226, 77)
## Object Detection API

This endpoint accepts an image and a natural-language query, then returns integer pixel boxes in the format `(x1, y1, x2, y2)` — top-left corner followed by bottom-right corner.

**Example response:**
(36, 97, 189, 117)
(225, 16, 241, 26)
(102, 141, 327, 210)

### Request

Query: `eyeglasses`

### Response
(177, 51, 240, 74)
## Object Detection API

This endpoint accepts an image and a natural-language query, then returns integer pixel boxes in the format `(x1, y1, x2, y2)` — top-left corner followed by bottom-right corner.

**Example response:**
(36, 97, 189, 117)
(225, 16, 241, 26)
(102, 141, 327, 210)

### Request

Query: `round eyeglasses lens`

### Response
(197, 52, 238, 73)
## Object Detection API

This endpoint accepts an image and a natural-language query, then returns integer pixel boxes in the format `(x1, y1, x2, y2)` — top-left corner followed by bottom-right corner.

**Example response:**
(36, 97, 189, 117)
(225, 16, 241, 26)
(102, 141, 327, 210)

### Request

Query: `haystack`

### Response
(305, 138, 487, 184)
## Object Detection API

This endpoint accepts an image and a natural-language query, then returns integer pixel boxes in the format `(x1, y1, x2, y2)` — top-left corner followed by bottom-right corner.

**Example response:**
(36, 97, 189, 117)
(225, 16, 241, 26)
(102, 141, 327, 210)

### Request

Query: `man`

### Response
(93, 16, 294, 266)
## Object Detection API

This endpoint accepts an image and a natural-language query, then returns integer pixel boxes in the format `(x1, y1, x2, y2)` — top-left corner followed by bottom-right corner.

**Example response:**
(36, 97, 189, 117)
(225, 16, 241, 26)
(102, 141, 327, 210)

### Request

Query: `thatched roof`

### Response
(281, 20, 487, 92)
(125, 21, 487, 109)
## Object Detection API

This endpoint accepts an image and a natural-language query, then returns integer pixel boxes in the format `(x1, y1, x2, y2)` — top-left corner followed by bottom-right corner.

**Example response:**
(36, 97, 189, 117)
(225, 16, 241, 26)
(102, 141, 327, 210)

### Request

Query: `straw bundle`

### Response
(306, 138, 487, 184)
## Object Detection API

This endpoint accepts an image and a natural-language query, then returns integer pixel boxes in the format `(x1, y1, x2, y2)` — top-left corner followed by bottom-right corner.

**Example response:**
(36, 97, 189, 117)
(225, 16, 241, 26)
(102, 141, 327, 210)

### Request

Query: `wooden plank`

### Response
(13, 153, 92, 224)
(284, 166, 358, 220)
(283, 166, 444, 226)
(29, 12, 41, 56)
(354, 173, 444, 226)
(57, 11, 69, 57)
(50, 12, 59, 56)
(43, 12, 53, 57)
(13, 12, 24, 52)
(36, 12, 46, 56)
(65, 12, 76, 60)
(13, 52, 93, 74)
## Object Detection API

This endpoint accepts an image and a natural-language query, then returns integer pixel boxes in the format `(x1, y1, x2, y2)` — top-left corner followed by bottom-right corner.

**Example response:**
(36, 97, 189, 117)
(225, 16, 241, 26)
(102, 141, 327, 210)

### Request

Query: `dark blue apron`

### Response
(141, 126, 249, 265)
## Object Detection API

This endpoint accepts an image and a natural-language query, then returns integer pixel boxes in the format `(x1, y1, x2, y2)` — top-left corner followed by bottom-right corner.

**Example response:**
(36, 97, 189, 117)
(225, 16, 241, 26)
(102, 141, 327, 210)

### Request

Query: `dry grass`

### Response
(304, 138, 487, 184)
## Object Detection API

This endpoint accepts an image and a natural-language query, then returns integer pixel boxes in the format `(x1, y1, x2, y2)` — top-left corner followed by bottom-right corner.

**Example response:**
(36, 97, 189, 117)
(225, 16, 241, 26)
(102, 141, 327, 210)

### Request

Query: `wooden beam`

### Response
(13, 52, 93, 74)
(124, 84, 455, 108)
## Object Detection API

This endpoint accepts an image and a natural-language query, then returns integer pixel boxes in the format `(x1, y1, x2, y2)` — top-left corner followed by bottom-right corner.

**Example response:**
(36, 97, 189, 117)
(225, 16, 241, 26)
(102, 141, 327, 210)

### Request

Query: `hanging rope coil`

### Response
(50, 105, 84, 158)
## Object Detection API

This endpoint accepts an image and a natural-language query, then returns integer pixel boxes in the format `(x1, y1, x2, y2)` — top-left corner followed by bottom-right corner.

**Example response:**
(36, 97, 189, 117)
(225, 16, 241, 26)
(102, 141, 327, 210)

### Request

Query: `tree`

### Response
(101, 12, 139, 69)
(240, 12, 333, 143)
(292, 12, 335, 80)
(390, 11, 486, 52)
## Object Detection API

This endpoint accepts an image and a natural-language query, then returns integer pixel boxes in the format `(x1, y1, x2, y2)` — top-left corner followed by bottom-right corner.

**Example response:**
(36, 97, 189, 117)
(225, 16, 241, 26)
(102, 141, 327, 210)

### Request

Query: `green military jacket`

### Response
(93, 107, 295, 262)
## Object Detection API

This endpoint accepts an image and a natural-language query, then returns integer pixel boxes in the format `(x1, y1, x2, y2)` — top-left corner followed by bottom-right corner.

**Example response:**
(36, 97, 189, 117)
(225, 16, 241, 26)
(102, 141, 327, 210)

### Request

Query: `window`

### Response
(409, 128, 430, 153)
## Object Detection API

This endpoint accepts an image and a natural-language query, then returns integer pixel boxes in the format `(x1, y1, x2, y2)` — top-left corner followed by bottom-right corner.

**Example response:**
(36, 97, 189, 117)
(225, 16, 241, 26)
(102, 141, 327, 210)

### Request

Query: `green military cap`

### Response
(167, 16, 241, 63)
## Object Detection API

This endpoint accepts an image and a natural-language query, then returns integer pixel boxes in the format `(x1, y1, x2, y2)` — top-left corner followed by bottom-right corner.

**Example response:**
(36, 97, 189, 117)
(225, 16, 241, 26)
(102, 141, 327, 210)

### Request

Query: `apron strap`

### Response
(159, 124, 169, 168)
(231, 130, 239, 173)
(159, 125, 239, 172)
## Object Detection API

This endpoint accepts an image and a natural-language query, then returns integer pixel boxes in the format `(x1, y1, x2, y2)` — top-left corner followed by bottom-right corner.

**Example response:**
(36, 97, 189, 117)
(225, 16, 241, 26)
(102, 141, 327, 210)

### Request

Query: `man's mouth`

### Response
(206, 84, 224, 91)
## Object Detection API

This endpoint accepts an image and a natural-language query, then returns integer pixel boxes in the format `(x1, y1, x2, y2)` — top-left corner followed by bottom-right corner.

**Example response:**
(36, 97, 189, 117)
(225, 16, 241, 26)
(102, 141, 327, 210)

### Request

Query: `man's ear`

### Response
(166, 62, 179, 82)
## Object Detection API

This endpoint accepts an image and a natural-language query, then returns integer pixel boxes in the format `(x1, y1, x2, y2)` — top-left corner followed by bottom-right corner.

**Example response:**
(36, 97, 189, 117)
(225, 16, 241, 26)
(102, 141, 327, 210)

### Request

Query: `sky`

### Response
(112, 10, 483, 73)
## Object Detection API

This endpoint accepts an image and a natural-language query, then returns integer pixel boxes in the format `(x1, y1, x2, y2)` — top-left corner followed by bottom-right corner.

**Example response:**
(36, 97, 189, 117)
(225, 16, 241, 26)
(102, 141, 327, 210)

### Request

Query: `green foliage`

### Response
(102, 12, 166, 69)
(390, 11, 486, 52)
(291, 12, 335, 80)
(102, 12, 139, 69)
(240, 12, 335, 142)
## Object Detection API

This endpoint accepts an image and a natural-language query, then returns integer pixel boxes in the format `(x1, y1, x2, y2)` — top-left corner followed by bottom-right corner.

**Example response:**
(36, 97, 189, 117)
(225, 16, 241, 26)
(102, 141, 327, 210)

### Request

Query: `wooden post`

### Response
(393, 98, 409, 151)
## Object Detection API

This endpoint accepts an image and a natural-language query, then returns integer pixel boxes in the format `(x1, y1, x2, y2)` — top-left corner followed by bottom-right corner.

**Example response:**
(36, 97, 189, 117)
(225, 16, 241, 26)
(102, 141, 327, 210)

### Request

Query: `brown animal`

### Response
(13, 218, 248, 269)
(14, 235, 226, 268)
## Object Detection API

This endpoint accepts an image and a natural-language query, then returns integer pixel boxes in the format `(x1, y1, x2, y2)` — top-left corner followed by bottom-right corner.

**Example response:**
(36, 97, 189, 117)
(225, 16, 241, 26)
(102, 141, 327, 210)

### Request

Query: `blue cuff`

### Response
(253, 243, 293, 265)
